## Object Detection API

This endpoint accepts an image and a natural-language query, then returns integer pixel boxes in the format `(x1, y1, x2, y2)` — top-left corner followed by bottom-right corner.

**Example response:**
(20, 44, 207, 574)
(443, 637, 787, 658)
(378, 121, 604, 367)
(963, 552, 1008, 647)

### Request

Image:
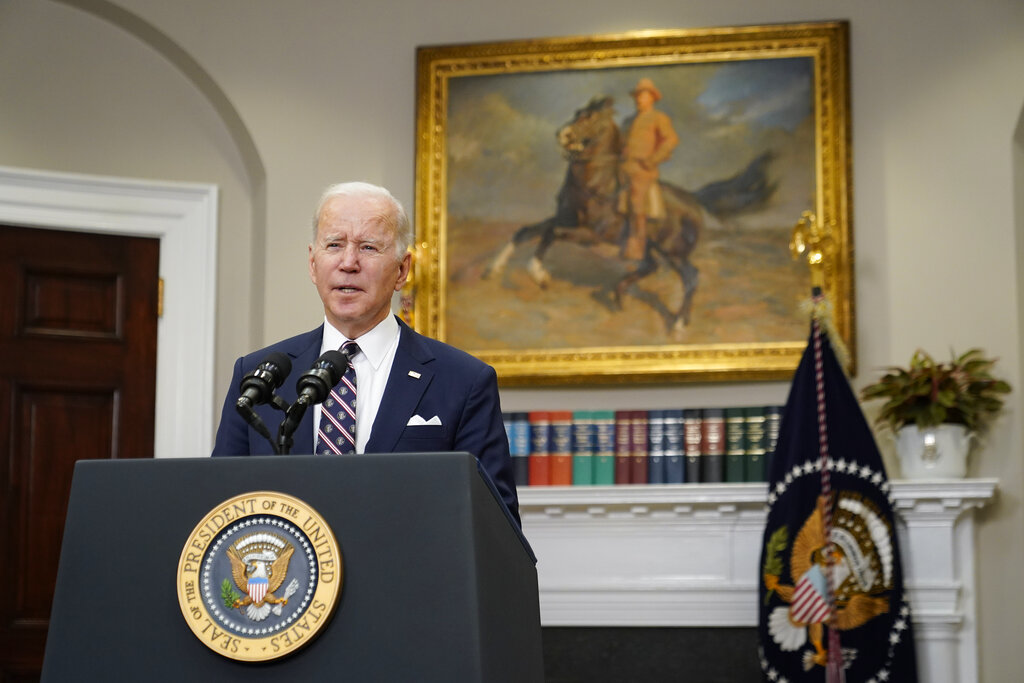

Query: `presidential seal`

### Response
(176, 491, 342, 662)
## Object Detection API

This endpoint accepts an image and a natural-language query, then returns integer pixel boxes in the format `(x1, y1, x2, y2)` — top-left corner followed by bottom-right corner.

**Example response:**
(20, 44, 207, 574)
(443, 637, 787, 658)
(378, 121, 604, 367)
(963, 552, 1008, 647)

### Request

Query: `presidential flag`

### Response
(758, 301, 918, 682)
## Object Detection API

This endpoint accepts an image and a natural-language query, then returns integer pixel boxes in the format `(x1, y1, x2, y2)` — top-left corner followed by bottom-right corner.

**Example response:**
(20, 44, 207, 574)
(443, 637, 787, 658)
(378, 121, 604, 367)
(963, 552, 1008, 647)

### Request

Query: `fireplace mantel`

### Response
(519, 479, 996, 683)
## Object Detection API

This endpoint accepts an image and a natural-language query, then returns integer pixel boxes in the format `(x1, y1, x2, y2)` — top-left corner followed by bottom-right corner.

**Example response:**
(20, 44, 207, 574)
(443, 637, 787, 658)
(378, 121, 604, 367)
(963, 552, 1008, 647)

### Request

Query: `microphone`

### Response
(293, 349, 348, 407)
(235, 352, 292, 454)
(236, 352, 293, 411)
(276, 348, 352, 454)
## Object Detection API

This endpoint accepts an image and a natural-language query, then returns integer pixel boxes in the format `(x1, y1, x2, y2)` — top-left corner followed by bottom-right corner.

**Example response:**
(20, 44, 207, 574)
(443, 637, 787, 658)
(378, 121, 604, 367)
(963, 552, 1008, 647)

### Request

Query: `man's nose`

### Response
(337, 244, 360, 268)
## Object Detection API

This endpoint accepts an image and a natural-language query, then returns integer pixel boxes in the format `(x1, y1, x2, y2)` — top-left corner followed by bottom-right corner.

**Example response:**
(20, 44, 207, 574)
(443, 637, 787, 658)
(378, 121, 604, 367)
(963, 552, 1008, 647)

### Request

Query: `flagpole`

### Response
(792, 212, 845, 683)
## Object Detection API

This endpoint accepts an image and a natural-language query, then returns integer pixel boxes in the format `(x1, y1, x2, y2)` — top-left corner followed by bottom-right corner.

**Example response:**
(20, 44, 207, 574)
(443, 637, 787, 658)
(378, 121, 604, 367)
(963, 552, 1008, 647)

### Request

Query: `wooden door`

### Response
(0, 225, 159, 681)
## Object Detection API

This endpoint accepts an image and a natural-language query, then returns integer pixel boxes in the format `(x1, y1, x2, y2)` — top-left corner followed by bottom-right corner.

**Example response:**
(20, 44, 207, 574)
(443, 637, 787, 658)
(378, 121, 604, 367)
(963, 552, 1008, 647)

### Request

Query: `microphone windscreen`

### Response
(317, 350, 347, 386)
(263, 351, 293, 385)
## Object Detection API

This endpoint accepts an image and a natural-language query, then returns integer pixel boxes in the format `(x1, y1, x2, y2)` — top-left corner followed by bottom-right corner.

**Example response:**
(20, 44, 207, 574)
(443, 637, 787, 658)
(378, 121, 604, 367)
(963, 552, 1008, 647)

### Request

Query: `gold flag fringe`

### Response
(800, 295, 850, 374)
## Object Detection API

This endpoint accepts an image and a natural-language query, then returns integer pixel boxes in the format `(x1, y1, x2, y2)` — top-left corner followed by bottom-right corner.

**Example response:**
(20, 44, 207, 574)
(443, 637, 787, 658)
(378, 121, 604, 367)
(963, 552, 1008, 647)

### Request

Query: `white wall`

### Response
(0, 0, 258, 393)
(3, 0, 1022, 679)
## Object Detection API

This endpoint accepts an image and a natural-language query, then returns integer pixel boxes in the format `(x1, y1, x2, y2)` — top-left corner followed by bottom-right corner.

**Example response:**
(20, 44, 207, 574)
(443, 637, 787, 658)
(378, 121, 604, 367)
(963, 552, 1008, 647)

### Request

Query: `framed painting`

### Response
(412, 21, 852, 385)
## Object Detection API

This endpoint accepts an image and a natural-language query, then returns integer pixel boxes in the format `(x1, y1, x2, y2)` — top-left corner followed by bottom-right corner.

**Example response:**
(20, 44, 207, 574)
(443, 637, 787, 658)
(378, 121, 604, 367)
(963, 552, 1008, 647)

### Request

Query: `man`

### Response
(619, 77, 679, 260)
(212, 182, 520, 526)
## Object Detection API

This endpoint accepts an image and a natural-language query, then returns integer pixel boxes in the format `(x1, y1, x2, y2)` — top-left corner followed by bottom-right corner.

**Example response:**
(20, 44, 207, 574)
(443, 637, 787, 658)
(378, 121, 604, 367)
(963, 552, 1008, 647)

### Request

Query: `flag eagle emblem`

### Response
(763, 491, 898, 670)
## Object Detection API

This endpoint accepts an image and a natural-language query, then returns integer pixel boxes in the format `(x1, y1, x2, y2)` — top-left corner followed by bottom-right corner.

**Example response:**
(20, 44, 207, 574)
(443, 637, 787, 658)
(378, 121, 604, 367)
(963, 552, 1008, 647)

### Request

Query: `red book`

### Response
(629, 410, 649, 484)
(528, 411, 551, 485)
(549, 410, 574, 485)
(614, 410, 632, 484)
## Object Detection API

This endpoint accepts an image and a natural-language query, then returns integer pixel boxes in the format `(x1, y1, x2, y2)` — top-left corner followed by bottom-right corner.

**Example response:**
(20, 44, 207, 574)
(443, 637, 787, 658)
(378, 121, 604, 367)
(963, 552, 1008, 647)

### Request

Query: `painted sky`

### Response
(446, 56, 814, 224)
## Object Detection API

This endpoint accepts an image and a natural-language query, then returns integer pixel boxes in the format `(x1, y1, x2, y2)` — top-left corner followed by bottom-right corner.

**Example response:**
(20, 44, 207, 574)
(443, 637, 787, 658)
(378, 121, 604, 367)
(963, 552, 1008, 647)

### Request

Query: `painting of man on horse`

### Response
(482, 85, 778, 335)
(444, 58, 815, 349)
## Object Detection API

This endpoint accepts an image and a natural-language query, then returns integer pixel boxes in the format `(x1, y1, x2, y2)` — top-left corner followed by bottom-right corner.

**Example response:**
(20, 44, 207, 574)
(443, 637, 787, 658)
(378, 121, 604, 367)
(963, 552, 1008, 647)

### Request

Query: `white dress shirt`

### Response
(312, 314, 401, 453)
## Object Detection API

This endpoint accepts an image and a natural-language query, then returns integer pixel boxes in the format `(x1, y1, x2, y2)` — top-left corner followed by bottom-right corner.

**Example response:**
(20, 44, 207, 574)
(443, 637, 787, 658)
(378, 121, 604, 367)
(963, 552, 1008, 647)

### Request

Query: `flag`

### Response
(758, 300, 918, 682)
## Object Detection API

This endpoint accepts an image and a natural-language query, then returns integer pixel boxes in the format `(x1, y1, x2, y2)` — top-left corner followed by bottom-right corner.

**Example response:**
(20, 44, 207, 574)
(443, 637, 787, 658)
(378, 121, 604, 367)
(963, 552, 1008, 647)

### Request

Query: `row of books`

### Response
(503, 407, 783, 487)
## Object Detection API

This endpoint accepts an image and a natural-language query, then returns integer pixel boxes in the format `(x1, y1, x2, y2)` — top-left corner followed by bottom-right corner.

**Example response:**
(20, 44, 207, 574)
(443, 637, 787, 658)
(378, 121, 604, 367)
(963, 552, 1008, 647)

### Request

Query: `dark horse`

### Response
(482, 95, 776, 333)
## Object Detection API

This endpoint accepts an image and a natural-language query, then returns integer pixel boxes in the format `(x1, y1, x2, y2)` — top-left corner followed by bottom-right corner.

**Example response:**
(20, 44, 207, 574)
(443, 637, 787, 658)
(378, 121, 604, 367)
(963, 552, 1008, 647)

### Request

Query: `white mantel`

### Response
(519, 479, 996, 683)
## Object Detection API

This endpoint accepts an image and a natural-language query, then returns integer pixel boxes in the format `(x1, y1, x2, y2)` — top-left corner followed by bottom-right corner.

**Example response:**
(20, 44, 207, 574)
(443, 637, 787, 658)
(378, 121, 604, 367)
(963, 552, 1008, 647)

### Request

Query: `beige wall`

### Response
(3, 0, 1022, 679)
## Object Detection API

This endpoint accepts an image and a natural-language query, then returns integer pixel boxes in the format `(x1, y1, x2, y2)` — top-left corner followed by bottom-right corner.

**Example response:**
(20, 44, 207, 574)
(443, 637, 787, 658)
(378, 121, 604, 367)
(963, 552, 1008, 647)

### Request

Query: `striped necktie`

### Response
(315, 341, 359, 455)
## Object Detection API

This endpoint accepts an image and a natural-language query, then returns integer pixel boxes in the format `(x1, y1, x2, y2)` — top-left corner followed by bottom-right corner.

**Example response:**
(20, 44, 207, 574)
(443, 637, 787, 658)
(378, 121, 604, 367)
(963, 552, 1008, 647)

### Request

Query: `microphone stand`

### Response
(236, 394, 291, 455)
(276, 395, 312, 455)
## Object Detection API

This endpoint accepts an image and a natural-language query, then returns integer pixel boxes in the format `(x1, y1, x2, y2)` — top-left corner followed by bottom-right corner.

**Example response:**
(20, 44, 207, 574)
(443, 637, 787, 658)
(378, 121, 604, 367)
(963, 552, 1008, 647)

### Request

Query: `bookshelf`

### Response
(519, 478, 996, 683)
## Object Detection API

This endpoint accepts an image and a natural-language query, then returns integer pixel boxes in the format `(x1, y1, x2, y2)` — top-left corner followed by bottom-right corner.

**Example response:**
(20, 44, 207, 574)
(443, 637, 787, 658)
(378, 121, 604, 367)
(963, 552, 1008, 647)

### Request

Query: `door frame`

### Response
(0, 165, 217, 459)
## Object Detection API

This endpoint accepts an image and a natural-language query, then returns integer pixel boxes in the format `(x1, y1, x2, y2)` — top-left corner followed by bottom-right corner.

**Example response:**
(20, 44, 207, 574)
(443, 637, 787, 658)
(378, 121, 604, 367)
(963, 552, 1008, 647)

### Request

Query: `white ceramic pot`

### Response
(896, 424, 972, 479)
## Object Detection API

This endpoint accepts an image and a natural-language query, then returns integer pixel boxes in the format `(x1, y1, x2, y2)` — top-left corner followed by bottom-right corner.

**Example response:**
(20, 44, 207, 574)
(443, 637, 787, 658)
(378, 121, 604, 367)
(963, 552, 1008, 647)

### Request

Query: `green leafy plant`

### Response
(762, 526, 788, 605)
(860, 348, 1011, 433)
(221, 578, 242, 609)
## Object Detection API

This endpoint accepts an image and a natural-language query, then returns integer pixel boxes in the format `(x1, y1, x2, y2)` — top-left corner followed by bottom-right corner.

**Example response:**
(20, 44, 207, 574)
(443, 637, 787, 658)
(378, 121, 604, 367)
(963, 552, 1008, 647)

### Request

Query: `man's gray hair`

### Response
(311, 181, 413, 258)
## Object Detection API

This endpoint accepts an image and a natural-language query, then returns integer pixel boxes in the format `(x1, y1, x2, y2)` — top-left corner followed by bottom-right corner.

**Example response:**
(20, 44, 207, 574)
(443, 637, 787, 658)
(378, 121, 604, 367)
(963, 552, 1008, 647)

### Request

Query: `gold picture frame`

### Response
(413, 21, 852, 385)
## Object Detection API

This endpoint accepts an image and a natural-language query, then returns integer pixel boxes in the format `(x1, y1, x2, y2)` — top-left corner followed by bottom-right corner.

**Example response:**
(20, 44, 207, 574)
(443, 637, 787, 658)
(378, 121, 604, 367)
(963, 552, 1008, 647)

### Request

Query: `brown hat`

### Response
(631, 77, 662, 101)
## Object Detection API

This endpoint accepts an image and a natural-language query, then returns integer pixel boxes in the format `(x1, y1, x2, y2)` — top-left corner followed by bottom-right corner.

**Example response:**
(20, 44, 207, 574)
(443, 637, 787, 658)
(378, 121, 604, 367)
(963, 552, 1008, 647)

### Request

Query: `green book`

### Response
(572, 410, 595, 485)
(765, 405, 783, 478)
(683, 409, 703, 483)
(744, 406, 768, 482)
(592, 410, 616, 485)
(724, 407, 747, 482)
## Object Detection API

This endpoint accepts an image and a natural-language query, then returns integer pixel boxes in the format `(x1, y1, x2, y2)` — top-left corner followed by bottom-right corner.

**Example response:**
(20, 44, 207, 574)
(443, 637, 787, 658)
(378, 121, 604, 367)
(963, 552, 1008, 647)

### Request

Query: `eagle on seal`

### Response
(227, 534, 296, 622)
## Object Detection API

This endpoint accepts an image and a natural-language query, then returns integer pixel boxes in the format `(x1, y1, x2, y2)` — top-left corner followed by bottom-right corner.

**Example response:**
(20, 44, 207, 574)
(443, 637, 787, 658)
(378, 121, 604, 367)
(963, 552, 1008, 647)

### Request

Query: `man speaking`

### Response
(212, 181, 519, 526)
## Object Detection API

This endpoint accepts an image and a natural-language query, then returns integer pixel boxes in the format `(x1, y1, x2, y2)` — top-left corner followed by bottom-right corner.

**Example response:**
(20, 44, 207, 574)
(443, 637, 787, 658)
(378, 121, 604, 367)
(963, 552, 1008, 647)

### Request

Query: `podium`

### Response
(42, 453, 543, 682)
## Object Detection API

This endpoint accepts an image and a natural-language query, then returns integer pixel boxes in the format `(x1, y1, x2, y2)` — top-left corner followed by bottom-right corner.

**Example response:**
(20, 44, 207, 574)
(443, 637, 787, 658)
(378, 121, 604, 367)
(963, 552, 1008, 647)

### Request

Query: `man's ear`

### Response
(394, 250, 412, 291)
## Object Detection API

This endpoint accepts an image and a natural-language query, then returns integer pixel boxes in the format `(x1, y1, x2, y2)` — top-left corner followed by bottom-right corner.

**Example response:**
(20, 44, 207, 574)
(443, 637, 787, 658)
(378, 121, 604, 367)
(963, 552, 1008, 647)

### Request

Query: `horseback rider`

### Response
(619, 77, 679, 260)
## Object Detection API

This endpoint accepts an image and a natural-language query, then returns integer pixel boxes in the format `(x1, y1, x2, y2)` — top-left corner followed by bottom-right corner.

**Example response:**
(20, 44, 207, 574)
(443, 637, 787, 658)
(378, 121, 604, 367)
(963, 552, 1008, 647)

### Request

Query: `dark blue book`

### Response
(663, 409, 685, 483)
(593, 410, 616, 485)
(629, 410, 649, 484)
(647, 409, 666, 484)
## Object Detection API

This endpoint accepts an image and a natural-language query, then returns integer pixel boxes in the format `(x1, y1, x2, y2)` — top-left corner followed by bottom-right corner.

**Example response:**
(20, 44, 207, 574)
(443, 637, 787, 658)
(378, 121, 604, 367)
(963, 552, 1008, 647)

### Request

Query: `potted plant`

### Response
(859, 348, 1011, 478)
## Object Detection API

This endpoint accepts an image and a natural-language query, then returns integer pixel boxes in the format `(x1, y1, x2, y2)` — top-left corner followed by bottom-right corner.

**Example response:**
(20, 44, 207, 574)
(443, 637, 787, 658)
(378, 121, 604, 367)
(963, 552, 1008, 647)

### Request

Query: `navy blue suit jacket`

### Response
(212, 317, 520, 526)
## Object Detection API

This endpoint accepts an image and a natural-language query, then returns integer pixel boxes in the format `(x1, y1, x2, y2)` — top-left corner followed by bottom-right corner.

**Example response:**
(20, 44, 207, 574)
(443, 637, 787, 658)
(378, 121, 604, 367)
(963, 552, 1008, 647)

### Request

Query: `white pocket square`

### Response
(407, 414, 442, 426)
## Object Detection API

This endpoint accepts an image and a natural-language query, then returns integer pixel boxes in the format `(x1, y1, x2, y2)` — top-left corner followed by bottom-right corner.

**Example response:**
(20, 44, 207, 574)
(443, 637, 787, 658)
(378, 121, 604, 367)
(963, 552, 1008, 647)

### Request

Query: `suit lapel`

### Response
(366, 319, 435, 453)
(280, 326, 324, 455)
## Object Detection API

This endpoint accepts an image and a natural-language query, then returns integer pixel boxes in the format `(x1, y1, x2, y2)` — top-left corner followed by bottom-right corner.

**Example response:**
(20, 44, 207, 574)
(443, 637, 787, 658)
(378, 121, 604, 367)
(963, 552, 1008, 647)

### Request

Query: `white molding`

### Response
(0, 165, 218, 459)
(519, 478, 996, 683)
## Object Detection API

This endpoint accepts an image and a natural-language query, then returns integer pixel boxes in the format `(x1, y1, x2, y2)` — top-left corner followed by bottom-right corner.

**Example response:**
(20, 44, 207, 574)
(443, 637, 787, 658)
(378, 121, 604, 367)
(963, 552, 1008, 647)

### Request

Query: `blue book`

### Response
(647, 409, 666, 484)
(593, 410, 616, 485)
(663, 409, 685, 483)
(509, 411, 530, 487)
